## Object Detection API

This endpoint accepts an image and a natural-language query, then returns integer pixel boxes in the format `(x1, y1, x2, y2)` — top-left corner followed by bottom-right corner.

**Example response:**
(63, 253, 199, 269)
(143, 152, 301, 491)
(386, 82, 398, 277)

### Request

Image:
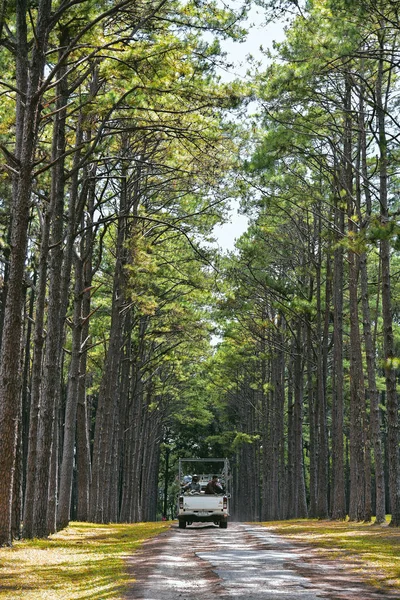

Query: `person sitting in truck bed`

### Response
(204, 475, 224, 494)
(182, 474, 201, 493)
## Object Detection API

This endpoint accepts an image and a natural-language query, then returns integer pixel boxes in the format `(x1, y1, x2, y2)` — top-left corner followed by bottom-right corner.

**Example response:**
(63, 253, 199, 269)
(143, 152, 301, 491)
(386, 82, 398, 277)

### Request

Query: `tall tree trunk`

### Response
(21, 269, 35, 503)
(267, 323, 285, 520)
(358, 90, 385, 520)
(0, 0, 51, 546)
(316, 213, 328, 518)
(120, 351, 142, 522)
(356, 81, 376, 522)
(12, 338, 24, 540)
(89, 168, 128, 523)
(23, 208, 51, 538)
(347, 241, 366, 521)
(331, 181, 346, 520)
(306, 300, 317, 518)
(276, 325, 286, 520)
(344, 76, 366, 522)
(57, 113, 88, 529)
(57, 256, 83, 529)
(47, 407, 59, 534)
(162, 445, 170, 519)
(376, 32, 400, 526)
(75, 162, 96, 522)
(75, 344, 92, 521)
(32, 47, 68, 537)
(287, 359, 295, 518)
(293, 323, 308, 517)
(360, 249, 385, 521)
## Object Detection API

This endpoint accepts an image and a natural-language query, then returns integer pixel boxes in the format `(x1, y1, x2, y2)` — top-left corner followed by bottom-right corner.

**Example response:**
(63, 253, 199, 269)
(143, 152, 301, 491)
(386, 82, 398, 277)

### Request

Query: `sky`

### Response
(211, 6, 287, 251)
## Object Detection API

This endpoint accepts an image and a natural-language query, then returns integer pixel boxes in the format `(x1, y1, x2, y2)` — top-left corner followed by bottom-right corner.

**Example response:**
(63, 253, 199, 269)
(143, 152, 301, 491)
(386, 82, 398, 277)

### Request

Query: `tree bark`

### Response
(57, 256, 83, 529)
(315, 213, 329, 519)
(89, 165, 129, 523)
(306, 307, 317, 518)
(23, 208, 51, 538)
(344, 75, 366, 522)
(331, 180, 346, 520)
(293, 323, 308, 517)
(376, 31, 400, 526)
(75, 161, 96, 522)
(32, 45, 68, 537)
(0, 0, 51, 546)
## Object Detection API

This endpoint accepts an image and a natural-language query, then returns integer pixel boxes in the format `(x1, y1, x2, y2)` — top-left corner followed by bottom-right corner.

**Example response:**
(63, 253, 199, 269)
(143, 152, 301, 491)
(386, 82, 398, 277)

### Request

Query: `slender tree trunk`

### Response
(287, 357, 294, 517)
(269, 325, 285, 520)
(344, 76, 366, 522)
(75, 164, 96, 522)
(118, 308, 134, 521)
(57, 256, 83, 529)
(261, 358, 271, 521)
(276, 325, 286, 520)
(90, 167, 129, 523)
(376, 33, 400, 526)
(359, 187, 385, 526)
(347, 244, 366, 521)
(361, 247, 385, 521)
(47, 409, 59, 534)
(316, 214, 328, 518)
(75, 345, 92, 521)
(306, 312, 317, 518)
(33, 48, 68, 537)
(331, 183, 346, 519)
(163, 446, 170, 519)
(21, 269, 35, 506)
(293, 323, 308, 517)
(12, 359, 23, 540)
(23, 208, 51, 538)
(120, 356, 141, 522)
(356, 81, 376, 522)
(143, 409, 163, 521)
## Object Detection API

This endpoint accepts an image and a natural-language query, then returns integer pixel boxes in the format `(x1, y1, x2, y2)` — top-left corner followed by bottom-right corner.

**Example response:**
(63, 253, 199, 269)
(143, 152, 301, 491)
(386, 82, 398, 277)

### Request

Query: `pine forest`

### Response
(1, 0, 400, 547)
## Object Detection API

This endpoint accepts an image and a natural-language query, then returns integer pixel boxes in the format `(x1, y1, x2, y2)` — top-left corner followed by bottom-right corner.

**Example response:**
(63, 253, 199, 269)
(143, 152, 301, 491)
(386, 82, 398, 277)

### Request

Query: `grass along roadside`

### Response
(260, 519, 400, 593)
(0, 521, 170, 599)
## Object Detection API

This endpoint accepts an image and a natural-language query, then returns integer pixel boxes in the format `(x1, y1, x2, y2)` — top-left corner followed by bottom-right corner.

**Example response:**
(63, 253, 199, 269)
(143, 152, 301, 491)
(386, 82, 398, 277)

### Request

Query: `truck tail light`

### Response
(223, 496, 227, 509)
(179, 496, 184, 509)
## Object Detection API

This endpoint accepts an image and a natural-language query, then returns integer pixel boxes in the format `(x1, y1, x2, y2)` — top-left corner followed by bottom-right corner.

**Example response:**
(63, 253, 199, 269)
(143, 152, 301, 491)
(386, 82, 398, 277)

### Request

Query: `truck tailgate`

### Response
(182, 496, 224, 511)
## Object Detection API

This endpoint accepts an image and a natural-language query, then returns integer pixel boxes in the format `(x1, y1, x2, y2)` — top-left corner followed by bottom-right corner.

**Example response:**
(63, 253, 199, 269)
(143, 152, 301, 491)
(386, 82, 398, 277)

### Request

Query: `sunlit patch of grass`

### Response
(259, 518, 400, 592)
(0, 521, 170, 599)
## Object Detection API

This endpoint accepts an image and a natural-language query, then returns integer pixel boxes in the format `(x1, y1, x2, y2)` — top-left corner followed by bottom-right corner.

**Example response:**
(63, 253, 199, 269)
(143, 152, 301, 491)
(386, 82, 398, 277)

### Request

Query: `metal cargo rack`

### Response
(178, 458, 231, 494)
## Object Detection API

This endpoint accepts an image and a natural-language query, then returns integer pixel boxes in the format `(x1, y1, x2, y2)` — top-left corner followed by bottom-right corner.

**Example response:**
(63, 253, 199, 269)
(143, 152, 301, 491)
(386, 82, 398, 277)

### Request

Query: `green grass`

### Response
(260, 518, 400, 592)
(0, 521, 170, 599)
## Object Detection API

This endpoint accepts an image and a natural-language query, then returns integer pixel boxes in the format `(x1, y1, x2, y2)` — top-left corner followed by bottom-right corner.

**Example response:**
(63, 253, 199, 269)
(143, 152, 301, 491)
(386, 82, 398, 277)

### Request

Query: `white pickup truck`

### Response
(177, 458, 231, 529)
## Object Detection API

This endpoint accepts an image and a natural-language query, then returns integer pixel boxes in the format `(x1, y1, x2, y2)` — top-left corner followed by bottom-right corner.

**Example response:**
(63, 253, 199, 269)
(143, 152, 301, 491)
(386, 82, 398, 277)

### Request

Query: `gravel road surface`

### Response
(125, 522, 398, 600)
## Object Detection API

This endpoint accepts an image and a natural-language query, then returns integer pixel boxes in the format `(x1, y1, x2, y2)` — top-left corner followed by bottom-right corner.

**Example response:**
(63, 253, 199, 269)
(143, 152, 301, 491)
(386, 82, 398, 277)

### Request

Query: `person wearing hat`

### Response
(183, 474, 201, 493)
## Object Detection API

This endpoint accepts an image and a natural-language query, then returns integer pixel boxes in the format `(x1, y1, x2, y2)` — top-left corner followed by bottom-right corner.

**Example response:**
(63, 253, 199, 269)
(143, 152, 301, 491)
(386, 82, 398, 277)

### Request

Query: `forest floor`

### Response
(0, 521, 169, 599)
(0, 520, 399, 599)
(124, 521, 400, 600)
(258, 519, 400, 592)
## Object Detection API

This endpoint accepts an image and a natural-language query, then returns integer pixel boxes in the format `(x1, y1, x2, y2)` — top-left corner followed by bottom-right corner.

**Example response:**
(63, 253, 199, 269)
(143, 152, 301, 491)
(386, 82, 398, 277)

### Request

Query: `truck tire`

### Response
(178, 519, 186, 529)
(219, 519, 228, 529)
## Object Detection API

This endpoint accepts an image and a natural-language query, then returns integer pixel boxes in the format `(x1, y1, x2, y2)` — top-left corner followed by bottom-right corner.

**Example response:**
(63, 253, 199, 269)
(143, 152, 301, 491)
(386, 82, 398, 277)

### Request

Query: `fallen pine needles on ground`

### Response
(0, 521, 170, 600)
(260, 519, 400, 593)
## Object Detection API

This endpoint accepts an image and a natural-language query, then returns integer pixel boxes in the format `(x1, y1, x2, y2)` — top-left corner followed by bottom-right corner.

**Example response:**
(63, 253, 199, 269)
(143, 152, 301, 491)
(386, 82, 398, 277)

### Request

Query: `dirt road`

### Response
(125, 522, 397, 600)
